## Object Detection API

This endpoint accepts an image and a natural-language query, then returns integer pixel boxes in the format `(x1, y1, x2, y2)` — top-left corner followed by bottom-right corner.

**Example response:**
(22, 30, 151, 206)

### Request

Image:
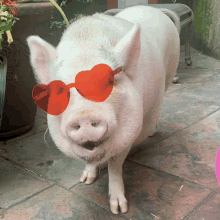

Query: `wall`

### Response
(159, 0, 220, 59)
(118, 0, 148, 9)
(192, 0, 220, 59)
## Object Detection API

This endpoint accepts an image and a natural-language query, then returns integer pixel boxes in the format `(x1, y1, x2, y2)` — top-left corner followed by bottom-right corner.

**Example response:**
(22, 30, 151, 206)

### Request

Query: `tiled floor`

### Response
(0, 45, 220, 220)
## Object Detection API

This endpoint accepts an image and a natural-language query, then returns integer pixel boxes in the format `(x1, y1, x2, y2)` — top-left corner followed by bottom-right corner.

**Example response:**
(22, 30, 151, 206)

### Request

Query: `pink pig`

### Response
(27, 5, 180, 214)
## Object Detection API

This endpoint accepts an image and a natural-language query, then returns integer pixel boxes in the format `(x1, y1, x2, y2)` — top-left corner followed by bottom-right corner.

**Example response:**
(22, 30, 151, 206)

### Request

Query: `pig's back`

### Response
(115, 5, 180, 118)
(115, 5, 179, 54)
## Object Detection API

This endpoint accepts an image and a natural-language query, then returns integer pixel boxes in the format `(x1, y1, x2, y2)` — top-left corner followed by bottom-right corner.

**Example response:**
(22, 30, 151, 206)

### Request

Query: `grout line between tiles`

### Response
(139, 106, 220, 151)
(0, 155, 40, 177)
(68, 169, 108, 190)
(51, 183, 130, 220)
(0, 155, 57, 186)
(0, 129, 48, 146)
(126, 159, 214, 191)
(183, 189, 220, 220)
(0, 184, 55, 214)
(126, 107, 220, 190)
(167, 68, 220, 95)
(0, 154, 118, 217)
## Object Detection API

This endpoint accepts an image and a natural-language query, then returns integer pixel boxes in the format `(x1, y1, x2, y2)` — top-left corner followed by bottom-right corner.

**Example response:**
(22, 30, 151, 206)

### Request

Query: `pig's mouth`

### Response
(74, 137, 109, 163)
(79, 140, 103, 151)
(78, 137, 107, 151)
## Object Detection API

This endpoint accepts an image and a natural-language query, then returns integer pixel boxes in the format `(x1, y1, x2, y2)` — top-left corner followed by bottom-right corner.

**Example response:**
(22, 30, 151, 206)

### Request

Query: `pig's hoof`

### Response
(149, 126, 157, 137)
(80, 165, 98, 184)
(172, 76, 179, 83)
(109, 193, 128, 214)
(149, 131, 156, 137)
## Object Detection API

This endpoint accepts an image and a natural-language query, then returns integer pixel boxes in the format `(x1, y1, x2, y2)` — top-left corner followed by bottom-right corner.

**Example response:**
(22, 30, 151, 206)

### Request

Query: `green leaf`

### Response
(12, 17, 20, 21)
(1, 4, 9, 12)
(0, 20, 13, 32)
(0, 14, 20, 21)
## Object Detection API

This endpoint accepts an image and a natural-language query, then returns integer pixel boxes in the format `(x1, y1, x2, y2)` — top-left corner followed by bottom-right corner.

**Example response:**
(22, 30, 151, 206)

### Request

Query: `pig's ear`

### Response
(27, 36, 57, 85)
(113, 23, 140, 73)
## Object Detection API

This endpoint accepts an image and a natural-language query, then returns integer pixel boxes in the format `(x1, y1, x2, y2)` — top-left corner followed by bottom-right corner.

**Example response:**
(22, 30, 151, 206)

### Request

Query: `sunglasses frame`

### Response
(32, 65, 124, 116)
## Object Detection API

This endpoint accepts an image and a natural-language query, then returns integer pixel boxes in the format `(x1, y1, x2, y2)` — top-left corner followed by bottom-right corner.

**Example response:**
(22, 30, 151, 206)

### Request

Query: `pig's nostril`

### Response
(74, 124, 80, 130)
(91, 122, 98, 127)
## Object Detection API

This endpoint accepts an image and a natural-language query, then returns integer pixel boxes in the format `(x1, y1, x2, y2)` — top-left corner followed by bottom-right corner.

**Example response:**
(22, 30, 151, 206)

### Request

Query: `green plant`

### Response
(0, 0, 71, 51)
(49, 0, 70, 27)
(0, 0, 20, 50)
(50, 0, 89, 30)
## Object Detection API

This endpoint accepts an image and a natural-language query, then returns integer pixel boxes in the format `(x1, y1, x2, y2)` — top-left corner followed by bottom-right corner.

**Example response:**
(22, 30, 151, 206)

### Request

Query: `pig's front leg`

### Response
(108, 145, 132, 214)
(80, 164, 98, 184)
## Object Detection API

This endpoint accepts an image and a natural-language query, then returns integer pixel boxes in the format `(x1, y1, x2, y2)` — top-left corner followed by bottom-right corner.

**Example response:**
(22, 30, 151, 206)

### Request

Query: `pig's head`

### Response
(27, 14, 143, 166)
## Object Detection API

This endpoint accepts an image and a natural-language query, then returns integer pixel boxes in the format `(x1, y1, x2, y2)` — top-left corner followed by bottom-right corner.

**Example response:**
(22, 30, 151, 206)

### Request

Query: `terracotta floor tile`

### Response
(193, 56, 220, 70)
(186, 190, 220, 220)
(176, 67, 215, 84)
(173, 73, 220, 107)
(179, 46, 220, 71)
(149, 93, 219, 145)
(132, 85, 219, 154)
(0, 132, 85, 189)
(0, 157, 52, 210)
(180, 45, 210, 57)
(167, 65, 216, 94)
(0, 185, 125, 220)
(128, 110, 220, 189)
(161, 92, 219, 127)
(71, 161, 211, 220)
(179, 46, 207, 64)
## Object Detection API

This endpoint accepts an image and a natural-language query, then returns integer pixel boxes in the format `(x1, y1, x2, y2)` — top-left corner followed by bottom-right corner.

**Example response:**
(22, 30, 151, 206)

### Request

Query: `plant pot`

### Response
(0, 43, 37, 139)
(0, 54, 7, 130)
(0, 2, 55, 139)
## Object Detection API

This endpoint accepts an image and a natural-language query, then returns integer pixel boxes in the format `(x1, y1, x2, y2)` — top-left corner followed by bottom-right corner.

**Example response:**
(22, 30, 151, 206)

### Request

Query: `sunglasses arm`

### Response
(113, 67, 123, 76)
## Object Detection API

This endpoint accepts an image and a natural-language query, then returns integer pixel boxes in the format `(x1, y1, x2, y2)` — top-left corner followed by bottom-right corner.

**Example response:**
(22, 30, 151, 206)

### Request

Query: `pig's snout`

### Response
(66, 114, 108, 150)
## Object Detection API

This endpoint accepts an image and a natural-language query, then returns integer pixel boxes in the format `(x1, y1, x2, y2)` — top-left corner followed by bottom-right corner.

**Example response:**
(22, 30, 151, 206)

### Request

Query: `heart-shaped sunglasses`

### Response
(32, 64, 123, 116)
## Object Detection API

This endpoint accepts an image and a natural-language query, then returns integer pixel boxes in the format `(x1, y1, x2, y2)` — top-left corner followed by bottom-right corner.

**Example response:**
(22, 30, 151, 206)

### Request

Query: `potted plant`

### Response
(0, 0, 55, 139)
(0, 0, 20, 50)
(0, 0, 22, 138)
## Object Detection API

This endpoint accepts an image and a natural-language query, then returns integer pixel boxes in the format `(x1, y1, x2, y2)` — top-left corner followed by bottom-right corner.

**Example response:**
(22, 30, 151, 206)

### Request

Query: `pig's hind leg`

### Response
(134, 94, 163, 145)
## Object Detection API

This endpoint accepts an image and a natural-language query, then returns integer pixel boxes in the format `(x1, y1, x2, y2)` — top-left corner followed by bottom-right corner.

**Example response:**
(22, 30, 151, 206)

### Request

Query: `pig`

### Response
(27, 5, 180, 214)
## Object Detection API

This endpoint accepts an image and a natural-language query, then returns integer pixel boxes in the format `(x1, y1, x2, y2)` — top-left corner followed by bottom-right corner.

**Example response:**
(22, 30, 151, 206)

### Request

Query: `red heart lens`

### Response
(32, 80, 70, 115)
(74, 64, 114, 102)
(32, 64, 122, 115)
